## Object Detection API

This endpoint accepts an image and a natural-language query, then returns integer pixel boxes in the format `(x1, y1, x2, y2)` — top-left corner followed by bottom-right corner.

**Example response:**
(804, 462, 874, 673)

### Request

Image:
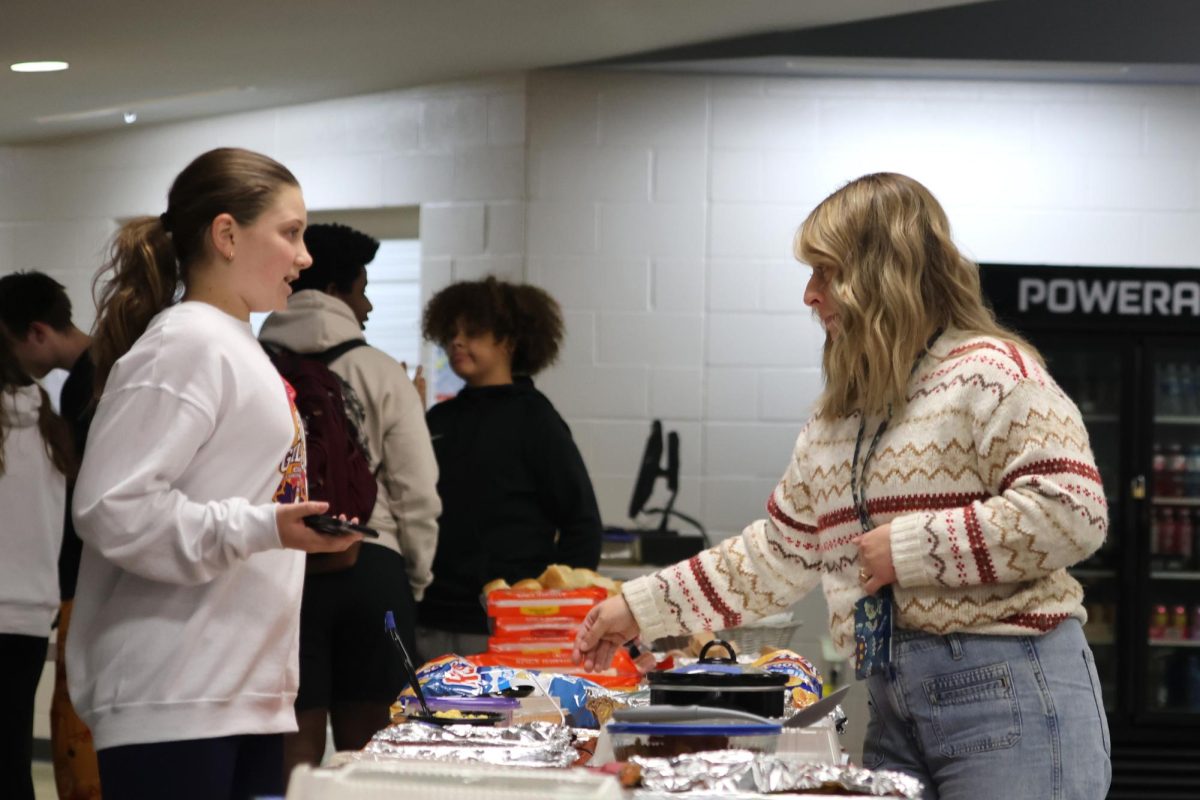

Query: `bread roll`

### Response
(511, 578, 543, 591)
(482, 578, 510, 595)
(537, 564, 576, 590)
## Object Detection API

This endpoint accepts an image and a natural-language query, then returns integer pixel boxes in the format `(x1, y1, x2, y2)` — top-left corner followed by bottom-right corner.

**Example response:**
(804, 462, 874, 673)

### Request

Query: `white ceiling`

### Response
(0, 0, 989, 145)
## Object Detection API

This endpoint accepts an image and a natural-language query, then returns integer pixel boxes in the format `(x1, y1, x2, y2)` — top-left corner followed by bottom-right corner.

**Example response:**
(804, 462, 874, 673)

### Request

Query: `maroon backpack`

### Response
(264, 340, 377, 571)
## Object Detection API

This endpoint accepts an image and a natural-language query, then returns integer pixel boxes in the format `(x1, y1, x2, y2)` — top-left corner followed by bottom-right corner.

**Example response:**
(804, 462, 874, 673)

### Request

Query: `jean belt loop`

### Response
(947, 632, 964, 660)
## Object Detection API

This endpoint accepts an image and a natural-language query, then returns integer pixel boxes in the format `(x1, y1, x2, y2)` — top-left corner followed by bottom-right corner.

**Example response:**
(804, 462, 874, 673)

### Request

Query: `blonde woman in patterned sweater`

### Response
(576, 173, 1111, 799)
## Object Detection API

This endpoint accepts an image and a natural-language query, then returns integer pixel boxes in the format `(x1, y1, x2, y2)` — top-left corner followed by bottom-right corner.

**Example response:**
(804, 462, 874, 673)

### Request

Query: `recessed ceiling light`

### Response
(11, 61, 69, 73)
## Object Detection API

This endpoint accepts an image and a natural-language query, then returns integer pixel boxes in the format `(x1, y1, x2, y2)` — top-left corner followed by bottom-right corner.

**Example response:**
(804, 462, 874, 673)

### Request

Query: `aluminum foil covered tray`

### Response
(630, 749, 923, 798)
(360, 721, 579, 768)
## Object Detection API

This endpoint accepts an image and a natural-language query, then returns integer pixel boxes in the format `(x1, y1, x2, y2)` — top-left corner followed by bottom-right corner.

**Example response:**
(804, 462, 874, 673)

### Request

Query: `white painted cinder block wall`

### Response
(529, 70, 1200, 546)
(6, 66, 1200, 748)
(0, 75, 528, 336)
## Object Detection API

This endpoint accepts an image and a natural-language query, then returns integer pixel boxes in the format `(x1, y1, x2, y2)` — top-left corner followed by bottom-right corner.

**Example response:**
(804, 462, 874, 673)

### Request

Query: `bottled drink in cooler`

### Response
(1162, 362, 1183, 415)
(1168, 443, 1188, 497)
(1181, 363, 1199, 415)
(1194, 512, 1200, 570)
(1151, 508, 1163, 559)
(1188, 444, 1200, 497)
(1188, 655, 1200, 712)
(1159, 509, 1178, 569)
(1151, 604, 1169, 640)
(1179, 510, 1195, 566)
(1153, 442, 1168, 496)
(1171, 605, 1189, 640)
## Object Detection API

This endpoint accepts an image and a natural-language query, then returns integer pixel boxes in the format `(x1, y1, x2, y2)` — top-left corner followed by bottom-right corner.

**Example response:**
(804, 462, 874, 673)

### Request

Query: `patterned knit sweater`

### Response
(623, 329, 1108, 656)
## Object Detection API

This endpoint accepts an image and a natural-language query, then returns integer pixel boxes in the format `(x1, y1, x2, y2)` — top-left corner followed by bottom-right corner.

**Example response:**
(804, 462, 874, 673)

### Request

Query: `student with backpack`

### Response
(0, 270, 102, 799)
(66, 147, 360, 800)
(259, 223, 439, 774)
(0, 332, 73, 800)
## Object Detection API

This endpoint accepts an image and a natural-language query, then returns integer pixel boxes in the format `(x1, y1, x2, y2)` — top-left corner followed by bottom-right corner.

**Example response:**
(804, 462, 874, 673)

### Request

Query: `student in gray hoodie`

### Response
(259, 223, 440, 775)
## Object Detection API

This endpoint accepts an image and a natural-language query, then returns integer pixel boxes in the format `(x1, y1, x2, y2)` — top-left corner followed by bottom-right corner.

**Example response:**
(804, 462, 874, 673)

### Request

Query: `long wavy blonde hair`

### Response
(796, 172, 1039, 418)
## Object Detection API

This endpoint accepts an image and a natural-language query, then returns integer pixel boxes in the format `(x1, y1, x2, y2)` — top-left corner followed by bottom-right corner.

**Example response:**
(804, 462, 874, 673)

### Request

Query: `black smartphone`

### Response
(303, 514, 380, 538)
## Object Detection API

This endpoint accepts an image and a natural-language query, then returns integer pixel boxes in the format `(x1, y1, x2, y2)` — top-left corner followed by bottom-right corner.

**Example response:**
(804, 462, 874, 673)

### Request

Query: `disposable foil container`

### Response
(632, 749, 922, 798)
(359, 721, 577, 768)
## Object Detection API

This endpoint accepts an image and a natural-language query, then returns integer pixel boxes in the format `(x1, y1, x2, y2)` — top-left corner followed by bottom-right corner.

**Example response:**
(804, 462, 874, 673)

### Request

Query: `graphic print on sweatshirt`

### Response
(273, 378, 309, 503)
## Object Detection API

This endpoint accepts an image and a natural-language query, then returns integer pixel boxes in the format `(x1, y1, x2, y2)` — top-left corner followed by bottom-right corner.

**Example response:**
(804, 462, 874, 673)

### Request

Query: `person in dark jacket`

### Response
(417, 276, 602, 658)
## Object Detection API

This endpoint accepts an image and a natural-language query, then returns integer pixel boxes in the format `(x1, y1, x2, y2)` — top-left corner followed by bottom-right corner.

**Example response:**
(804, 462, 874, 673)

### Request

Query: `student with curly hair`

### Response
(417, 276, 602, 657)
(259, 222, 440, 772)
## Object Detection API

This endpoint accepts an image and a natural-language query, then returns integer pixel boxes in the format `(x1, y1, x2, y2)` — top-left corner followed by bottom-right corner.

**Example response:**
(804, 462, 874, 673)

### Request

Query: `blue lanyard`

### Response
(849, 329, 943, 533)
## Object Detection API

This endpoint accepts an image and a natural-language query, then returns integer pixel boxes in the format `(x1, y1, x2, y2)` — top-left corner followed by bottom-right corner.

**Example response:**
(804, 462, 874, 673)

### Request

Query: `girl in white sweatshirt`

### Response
(67, 148, 361, 800)
(0, 336, 72, 800)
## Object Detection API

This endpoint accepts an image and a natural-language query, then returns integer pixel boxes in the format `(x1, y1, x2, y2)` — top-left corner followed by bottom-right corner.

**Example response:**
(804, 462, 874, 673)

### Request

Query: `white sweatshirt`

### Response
(260, 289, 441, 600)
(0, 384, 66, 638)
(67, 301, 307, 751)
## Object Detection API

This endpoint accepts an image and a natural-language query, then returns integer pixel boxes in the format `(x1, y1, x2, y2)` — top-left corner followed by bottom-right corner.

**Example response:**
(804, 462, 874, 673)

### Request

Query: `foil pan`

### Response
(632, 750, 923, 798)
(780, 703, 847, 735)
(359, 721, 577, 768)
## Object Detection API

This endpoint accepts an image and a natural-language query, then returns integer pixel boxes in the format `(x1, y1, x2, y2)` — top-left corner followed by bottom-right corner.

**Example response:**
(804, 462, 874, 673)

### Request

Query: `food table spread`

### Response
(284, 565, 922, 799)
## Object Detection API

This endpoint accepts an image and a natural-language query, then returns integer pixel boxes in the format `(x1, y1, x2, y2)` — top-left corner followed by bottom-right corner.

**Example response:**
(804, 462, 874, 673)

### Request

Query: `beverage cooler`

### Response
(982, 265, 1200, 799)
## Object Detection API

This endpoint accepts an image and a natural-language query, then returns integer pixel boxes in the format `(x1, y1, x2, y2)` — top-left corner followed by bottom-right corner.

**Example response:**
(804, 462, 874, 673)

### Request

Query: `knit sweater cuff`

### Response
(622, 575, 670, 642)
(889, 513, 930, 588)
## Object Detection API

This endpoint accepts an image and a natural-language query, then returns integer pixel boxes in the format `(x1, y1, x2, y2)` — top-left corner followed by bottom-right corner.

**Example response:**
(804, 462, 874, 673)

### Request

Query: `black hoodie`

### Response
(418, 377, 602, 633)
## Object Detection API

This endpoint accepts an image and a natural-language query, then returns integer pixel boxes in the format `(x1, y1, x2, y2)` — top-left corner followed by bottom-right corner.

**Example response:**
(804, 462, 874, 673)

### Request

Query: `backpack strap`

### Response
(311, 339, 369, 366)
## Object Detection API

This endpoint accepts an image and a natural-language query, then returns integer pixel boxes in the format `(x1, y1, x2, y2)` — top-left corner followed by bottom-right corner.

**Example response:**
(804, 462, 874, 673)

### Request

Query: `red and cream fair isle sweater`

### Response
(623, 329, 1108, 655)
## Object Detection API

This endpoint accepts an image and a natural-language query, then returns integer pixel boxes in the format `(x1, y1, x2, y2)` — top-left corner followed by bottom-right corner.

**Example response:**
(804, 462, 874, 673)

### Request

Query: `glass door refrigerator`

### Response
(981, 264, 1200, 800)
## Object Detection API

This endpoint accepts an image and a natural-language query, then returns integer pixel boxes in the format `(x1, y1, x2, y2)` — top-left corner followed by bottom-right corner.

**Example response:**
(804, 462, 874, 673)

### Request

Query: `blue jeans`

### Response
(863, 619, 1111, 800)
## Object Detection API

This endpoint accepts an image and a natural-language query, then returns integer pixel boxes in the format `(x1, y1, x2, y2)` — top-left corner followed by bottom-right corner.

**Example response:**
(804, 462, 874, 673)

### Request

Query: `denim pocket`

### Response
(1082, 648, 1111, 756)
(862, 686, 885, 769)
(923, 662, 1021, 757)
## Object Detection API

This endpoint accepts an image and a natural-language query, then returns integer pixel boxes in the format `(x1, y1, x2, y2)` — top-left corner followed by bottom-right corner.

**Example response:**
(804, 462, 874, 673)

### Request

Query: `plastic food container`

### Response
(426, 695, 519, 726)
(606, 720, 782, 760)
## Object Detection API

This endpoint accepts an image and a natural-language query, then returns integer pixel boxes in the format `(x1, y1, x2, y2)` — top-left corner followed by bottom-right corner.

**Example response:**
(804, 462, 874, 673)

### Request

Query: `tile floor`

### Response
(32, 760, 56, 799)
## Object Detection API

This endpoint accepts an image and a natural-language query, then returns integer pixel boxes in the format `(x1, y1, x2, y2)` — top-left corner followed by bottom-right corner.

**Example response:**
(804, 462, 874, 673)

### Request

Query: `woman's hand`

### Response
(853, 522, 896, 595)
(573, 595, 641, 672)
(275, 501, 363, 553)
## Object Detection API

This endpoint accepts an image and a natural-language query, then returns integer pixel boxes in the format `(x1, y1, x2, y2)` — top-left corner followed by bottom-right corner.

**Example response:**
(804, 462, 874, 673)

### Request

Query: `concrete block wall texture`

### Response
(0, 75, 528, 335)
(526, 70, 1200, 543)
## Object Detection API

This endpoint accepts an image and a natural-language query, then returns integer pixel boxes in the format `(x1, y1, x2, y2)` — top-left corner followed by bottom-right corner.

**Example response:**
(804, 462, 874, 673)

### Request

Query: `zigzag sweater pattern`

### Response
(623, 329, 1108, 655)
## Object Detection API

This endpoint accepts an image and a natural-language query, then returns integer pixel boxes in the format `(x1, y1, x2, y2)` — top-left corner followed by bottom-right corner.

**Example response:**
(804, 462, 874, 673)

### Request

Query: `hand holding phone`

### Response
(303, 514, 379, 538)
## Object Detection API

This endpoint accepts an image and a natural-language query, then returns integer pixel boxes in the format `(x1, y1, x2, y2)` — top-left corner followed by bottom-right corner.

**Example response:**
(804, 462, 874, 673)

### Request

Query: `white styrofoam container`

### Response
(287, 759, 622, 800)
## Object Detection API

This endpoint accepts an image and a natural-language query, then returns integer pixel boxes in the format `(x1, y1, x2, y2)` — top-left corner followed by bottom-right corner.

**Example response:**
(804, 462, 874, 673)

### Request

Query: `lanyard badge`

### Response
(851, 412, 893, 680)
(848, 329, 940, 680)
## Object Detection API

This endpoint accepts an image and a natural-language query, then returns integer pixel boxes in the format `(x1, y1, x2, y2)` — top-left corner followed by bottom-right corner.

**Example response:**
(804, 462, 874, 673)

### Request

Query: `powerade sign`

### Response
(981, 265, 1200, 332)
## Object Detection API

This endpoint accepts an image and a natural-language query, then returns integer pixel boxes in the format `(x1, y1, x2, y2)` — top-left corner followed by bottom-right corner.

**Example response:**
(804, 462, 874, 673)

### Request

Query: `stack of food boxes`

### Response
(482, 565, 619, 672)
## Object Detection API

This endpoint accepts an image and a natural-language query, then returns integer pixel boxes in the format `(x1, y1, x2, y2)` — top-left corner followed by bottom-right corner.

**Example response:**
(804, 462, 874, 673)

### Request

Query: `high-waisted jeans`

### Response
(863, 619, 1111, 800)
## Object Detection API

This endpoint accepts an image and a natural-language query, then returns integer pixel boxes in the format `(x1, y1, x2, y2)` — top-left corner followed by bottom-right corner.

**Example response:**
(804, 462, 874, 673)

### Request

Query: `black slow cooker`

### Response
(647, 639, 788, 718)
